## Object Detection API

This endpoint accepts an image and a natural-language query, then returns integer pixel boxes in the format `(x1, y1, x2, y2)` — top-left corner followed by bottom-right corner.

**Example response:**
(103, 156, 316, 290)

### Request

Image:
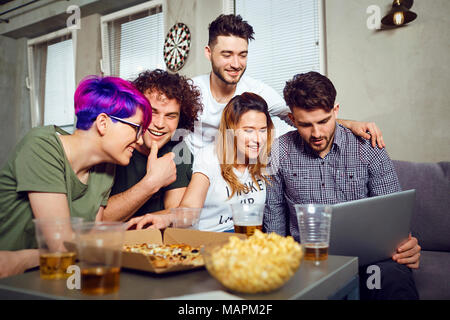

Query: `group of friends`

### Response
(0, 14, 421, 299)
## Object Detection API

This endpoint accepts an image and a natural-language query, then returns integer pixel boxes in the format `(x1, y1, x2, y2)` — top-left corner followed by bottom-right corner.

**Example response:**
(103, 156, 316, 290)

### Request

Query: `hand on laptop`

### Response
(392, 233, 421, 269)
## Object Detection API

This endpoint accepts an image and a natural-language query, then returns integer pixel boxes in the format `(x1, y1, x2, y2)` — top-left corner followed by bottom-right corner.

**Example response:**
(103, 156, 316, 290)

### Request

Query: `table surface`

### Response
(0, 255, 358, 300)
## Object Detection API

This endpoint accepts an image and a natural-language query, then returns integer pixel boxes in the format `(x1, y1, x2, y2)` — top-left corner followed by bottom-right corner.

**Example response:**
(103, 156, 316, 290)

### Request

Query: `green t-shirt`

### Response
(0, 125, 115, 251)
(110, 140, 193, 217)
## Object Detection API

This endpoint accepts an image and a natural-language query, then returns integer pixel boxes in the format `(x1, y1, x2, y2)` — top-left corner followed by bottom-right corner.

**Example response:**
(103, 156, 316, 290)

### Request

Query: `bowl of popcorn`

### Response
(202, 230, 303, 294)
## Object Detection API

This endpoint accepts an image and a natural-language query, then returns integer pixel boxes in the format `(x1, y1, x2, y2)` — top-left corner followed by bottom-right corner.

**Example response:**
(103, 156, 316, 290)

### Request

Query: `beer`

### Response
(39, 252, 76, 279)
(304, 243, 329, 261)
(234, 223, 263, 237)
(81, 267, 120, 295)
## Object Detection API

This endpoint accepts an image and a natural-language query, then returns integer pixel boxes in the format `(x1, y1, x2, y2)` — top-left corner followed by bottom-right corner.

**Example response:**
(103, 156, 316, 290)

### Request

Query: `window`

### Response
(235, 0, 325, 136)
(101, 1, 166, 81)
(27, 29, 76, 132)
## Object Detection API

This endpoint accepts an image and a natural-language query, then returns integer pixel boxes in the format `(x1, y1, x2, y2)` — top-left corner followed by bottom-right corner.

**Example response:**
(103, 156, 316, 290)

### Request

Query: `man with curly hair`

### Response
(102, 69, 203, 221)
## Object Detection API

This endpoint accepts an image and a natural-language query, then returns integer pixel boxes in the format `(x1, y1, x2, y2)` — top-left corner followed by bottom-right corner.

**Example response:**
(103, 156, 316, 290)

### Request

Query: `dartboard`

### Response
(164, 23, 191, 72)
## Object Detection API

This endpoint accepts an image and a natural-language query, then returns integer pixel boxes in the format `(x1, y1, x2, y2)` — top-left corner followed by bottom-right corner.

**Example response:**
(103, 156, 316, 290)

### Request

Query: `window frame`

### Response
(100, 0, 167, 76)
(318, 0, 327, 75)
(27, 27, 77, 128)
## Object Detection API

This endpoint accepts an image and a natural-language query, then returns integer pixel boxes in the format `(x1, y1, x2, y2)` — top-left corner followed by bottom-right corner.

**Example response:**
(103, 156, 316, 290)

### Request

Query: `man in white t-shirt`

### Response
(185, 14, 385, 155)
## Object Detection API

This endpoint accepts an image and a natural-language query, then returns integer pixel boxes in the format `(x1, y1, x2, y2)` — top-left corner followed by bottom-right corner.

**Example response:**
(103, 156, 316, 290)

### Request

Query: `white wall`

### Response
(325, 0, 450, 162)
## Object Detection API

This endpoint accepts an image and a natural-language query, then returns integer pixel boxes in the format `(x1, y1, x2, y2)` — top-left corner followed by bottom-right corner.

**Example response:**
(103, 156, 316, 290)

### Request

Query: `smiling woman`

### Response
(217, 92, 274, 198)
(0, 76, 151, 256)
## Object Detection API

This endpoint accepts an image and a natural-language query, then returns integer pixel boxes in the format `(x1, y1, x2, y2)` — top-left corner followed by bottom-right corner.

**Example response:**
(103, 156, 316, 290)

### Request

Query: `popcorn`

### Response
(205, 230, 303, 293)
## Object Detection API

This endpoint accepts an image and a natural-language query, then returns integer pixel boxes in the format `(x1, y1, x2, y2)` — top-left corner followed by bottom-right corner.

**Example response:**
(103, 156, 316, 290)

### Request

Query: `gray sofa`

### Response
(393, 160, 450, 300)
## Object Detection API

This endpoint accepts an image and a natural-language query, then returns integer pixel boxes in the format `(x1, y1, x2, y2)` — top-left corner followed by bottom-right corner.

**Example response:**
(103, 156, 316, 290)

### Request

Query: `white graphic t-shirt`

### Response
(185, 74, 291, 155)
(192, 144, 266, 232)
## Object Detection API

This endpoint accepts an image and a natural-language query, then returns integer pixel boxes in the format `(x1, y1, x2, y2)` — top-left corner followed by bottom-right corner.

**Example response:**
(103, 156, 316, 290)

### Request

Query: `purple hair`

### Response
(74, 76, 152, 130)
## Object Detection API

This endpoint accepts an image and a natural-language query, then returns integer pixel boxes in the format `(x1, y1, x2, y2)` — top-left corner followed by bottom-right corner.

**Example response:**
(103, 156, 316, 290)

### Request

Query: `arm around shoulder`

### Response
(263, 84, 292, 126)
(338, 119, 385, 149)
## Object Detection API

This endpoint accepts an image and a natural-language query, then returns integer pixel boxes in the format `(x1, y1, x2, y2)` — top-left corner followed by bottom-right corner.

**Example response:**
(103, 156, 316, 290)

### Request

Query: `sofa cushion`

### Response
(393, 161, 450, 252)
(412, 250, 450, 300)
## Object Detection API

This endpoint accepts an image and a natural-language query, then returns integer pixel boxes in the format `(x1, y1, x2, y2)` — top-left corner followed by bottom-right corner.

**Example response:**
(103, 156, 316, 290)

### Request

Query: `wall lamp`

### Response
(381, 0, 417, 26)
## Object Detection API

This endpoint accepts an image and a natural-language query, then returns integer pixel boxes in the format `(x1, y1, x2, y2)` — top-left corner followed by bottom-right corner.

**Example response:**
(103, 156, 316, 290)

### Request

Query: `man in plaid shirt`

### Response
(264, 72, 421, 299)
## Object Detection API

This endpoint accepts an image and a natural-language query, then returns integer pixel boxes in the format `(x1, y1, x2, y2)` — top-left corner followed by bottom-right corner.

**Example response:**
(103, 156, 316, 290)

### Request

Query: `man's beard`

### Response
(212, 63, 246, 85)
(308, 131, 335, 155)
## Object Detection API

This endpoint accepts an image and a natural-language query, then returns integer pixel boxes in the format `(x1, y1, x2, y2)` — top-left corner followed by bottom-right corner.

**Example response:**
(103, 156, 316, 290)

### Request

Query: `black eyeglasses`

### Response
(107, 115, 143, 140)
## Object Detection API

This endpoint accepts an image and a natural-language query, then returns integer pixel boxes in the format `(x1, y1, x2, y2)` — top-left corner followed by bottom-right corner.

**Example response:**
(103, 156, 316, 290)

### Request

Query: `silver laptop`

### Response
(328, 190, 415, 266)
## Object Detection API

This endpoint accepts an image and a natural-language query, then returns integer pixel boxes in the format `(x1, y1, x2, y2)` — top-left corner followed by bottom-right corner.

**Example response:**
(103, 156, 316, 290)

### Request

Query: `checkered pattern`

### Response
(264, 123, 401, 242)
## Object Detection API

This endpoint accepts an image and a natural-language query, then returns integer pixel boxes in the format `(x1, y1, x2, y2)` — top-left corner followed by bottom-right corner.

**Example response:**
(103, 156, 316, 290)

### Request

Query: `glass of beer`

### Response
(170, 207, 202, 229)
(33, 217, 83, 280)
(295, 204, 332, 266)
(229, 203, 265, 237)
(73, 221, 126, 295)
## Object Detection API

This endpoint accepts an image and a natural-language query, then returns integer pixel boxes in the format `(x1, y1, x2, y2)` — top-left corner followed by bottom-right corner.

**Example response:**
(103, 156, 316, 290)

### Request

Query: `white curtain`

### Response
(235, 0, 322, 137)
(29, 32, 75, 132)
(43, 38, 75, 129)
(103, 6, 164, 81)
(235, 0, 321, 95)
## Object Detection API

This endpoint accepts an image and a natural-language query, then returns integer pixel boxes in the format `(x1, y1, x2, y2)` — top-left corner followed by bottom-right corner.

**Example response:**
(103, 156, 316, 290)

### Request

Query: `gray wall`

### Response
(325, 0, 450, 162)
(75, 14, 102, 84)
(0, 35, 19, 166)
(0, 36, 30, 166)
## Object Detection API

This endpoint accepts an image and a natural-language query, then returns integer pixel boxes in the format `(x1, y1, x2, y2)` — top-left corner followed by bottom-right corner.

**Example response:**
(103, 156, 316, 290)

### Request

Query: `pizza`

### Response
(123, 243, 204, 269)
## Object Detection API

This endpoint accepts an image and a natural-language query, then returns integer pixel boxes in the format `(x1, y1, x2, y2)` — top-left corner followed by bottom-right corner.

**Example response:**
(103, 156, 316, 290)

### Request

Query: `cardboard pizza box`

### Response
(121, 228, 246, 274)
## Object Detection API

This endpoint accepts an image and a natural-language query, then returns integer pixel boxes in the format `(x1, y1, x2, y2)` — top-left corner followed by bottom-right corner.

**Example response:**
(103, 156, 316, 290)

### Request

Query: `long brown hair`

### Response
(216, 92, 274, 198)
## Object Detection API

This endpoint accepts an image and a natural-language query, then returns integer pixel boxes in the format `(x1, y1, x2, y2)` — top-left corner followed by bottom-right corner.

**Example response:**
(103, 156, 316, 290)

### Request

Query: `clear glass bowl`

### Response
(201, 236, 303, 294)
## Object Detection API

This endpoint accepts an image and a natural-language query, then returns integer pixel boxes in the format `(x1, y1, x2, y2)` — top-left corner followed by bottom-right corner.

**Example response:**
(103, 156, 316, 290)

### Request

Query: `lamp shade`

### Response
(381, 0, 417, 26)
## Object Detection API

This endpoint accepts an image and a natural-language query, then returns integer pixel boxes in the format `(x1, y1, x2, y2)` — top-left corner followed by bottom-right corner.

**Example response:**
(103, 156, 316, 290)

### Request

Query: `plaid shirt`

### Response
(264, 123, 401, 242)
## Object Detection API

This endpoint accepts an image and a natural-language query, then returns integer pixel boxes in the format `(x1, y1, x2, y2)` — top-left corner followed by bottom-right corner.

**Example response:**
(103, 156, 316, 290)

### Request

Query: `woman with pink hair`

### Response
(0, 76, 151, 277)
